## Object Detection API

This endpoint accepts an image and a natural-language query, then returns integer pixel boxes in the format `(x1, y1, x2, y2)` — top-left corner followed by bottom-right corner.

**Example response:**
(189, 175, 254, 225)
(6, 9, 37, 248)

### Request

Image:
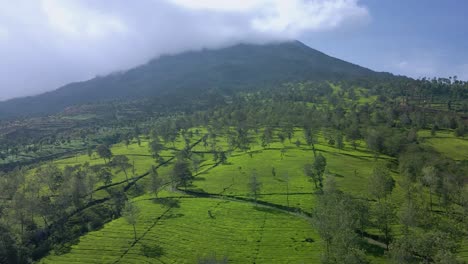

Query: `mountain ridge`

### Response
(0, 40, 394, 119)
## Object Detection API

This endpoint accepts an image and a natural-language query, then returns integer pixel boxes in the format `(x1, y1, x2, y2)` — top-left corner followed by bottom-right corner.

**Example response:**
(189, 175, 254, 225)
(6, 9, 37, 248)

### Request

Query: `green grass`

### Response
(41, 197, 321, 264)
(419, 129, 468, 161)
(37, 127, 467, 263)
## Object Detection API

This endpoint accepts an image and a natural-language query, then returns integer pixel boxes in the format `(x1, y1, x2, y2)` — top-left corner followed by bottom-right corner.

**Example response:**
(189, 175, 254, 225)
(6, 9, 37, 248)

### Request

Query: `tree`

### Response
(295, 139, 301, 148)
(149, 166, 164, 197)
(421, 166, 437, 211)
(191, 155, 201, 174)
(304, 163, 318, 189)
(69, 167, 88, 208)
(368, 165, 396, 250)
(373, 201, 396, 250)
(86, 170, 98, 200)
(335, 133, 344, 150)
(313, 153, 327, 190)
(87, 146, 93, 158)
(110, 155, 132, 182)
(97, 167, 113, 185)
(36, 164, 62, 194)
(283, 172, 290, 207)
(368, 165, 394, 202)
(366, 128, 384, 160)
(172, 158, 193, 190)
(261, 127, 273, 148)
(304, 128, 318, 157)
(123, 200, 140, 242)
(248, 171, 262, 205)
(0, 224, 19, 264)
(96, 144, 112, 163)
(149, 139, 164, 159)
(218, 151, 227, 164)
(313, 177, 368, 263)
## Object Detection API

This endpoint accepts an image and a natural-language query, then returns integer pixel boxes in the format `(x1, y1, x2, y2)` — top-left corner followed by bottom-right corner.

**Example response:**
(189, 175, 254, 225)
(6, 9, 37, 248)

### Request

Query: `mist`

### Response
(0, 0, 369, 100)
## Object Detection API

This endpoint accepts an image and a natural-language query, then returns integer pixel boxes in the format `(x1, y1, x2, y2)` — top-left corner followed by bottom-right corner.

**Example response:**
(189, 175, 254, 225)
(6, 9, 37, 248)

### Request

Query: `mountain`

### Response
(0, 40, 392, 119)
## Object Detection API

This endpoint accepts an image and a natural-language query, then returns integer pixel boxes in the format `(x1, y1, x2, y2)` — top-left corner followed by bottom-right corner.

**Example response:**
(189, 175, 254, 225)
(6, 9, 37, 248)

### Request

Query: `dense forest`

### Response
(0, 72, 467, 263)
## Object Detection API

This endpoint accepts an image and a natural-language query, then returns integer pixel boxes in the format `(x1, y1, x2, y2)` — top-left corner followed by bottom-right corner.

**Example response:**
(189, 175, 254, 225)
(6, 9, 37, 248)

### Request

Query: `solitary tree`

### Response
(149, 139, 164, 160)
(172, 158, 193, 190)
(110, 155, 132, 182)
(313, 153, 327, 190)
(304, 163, 318, 189)
(149, 166, 164, 197)
(123, 200, 140, 242)
(191, 155, 202, 175)
(249, 171, 262, 206)
(283, 172, 290, 207)
(96, 144, 112, 163)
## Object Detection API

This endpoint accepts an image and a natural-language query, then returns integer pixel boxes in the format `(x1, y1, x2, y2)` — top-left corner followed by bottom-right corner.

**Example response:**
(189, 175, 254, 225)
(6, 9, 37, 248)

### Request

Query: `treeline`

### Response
(0, 78, 467, 263)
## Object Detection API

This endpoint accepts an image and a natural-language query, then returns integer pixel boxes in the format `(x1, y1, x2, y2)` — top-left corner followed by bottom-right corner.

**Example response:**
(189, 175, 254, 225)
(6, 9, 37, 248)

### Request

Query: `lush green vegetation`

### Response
(0, 45, 467, 263)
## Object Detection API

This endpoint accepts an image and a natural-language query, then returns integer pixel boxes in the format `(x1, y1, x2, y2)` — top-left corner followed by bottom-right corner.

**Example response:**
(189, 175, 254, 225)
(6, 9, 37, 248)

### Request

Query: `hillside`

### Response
(0, 41, 392, 119)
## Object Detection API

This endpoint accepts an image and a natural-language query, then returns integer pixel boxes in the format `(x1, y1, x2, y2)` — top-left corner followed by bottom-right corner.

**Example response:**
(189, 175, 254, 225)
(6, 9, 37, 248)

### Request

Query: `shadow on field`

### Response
(253, 206, 283, 215)
(193, 176, 207, 181)
(152, 198, 181, 208)
(360, 240, 385, 257)
(163, 213, 185, 219)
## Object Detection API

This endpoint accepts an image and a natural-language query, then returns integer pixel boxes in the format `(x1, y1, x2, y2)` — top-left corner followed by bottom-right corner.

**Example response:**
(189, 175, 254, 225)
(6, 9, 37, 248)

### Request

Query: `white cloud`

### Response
(0, 0, 370, 100)
(169, 0, 370, 37)
(168, 0, 266, 11)
(41, 0, 128, 39)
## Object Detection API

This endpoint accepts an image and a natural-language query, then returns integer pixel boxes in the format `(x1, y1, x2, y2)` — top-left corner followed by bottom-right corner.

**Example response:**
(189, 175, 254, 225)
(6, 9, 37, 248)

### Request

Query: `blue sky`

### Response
(302, 0, 468, 79)
(0, 0, 466, 100)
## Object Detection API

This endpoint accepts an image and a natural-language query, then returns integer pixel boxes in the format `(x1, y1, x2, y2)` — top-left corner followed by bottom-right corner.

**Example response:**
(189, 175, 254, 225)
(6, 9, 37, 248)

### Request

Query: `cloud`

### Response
(170, 0, 370, 37)
(0, 0, 369, 100)
(41, 0, 128, 39)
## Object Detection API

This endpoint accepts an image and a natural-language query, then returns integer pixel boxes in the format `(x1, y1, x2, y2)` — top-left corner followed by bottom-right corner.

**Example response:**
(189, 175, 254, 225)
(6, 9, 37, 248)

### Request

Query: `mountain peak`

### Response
(0, 41, 391, 119)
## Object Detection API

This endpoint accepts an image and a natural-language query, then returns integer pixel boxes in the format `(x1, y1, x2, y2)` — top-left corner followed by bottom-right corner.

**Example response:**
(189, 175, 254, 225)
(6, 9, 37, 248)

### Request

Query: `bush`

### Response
(141, 244, 164, 258)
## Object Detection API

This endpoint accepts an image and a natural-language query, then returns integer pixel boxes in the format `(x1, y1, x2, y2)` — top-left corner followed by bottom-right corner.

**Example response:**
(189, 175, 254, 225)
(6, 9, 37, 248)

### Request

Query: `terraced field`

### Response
(41, 197, 321, 264)
(37, 128, 467, 263)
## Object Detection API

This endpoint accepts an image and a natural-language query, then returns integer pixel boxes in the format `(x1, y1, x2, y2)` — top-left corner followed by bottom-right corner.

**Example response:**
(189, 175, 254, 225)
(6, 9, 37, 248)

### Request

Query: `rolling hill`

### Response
(0, 40, 393, 119)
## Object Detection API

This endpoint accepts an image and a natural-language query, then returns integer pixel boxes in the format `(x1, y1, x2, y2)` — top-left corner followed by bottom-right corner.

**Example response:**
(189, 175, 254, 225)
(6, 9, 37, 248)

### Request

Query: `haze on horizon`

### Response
(0, 0, 467, 101)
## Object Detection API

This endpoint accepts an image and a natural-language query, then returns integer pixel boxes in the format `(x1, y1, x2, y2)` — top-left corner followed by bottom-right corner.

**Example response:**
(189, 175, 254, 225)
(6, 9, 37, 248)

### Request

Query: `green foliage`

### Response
(96, 144, 112, 163)
(140, 244, 164, 258)
(172, 158, 193, 189)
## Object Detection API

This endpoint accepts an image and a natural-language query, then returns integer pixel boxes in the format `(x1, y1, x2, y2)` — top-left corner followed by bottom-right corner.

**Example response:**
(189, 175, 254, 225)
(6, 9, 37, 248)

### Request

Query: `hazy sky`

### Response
(0, 0, 467, 101)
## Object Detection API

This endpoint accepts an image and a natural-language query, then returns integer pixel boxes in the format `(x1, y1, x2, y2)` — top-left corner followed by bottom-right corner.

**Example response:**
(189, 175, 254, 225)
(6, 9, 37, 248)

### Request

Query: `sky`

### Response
(0, 0, 467, 101)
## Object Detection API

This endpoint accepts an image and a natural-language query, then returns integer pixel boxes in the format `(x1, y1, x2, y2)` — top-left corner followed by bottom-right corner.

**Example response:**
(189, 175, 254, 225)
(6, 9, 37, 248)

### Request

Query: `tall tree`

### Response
(123, 201, 140, 242)
(368, 165, 395, 202)
(96, 144, 112, 163)
(149, 166, 164, 197)
(248, 171, 262, 206)
(313, 153, 327, 190)
(110, 155, 132, 182)
(421, 166, 437, 212)
(172, 158, 193, 190)
(313, 177, 368, 263)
